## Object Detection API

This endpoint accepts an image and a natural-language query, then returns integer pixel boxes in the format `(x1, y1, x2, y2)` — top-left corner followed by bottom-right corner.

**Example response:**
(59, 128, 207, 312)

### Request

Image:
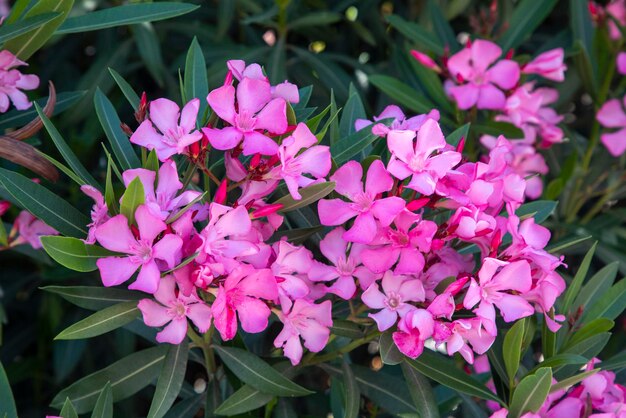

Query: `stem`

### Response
(187, 327, 216, 374)
(181, 161, 196, 190)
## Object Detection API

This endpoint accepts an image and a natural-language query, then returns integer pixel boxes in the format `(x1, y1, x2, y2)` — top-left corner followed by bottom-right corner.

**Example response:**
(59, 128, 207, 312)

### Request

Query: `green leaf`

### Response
(601, 350, 626, 371)
(38, 150, 86, 186)
(348, 365, 415, 414)
(341, 361, 360, 418)
(446, 123, 470, 147)
(560, 242, 597, 314)
(4, 0, 73, 60)
(527, 354, 588, 375)
(41, 236, 117, 272)
(163, 395, 203, 418)
(214, 383, 273, 416)
(473, 121, 524, 139)
(408, 54, 455, 116)
(120, 177, 145, 225)
(406, 350, 503, 404)
(94, 88, 140, 171)
(213, 346, 312, 397)
(60, 398, 79, 418)
(0, 218, 7, 247)
(369, 75, 432, 114)
(516, 200, 557, 224)
(330, 319, 363, 340)
(546, 235, 591, 254)
(55, 301, 139, 340)
(497, 0, 559, 51)
(105, 155, 119, 214)
(109, 68, 140, 110)
(275, 182, 335, 213)
(291, 48, 350, 102)
(428, 0, 457, 50)
(385, 14, 444, 55)
(503, 319, 526, 386)
(557, 333, 611, 379)
(0, 12, 60, 43)
(583, 278, 626, 321)
(339, 84, 366, 138)
(42, 286, 143, 311)
(330, 121, 388, 165)
(51, 346, 168, 413)
(148, 341, 189, 418)
(508, 368, 552, 418)
(0, 91, 86, 131)
(145, 149, 160, 173)
(563, 319, 614, 351)
(90, 382, 113, 418)
(132, 22, 165, 87)
(288, 11, 342, 30)
(57, 2, 200, 34)
(379, 330, 404, 365)
(572, 261, 619, 314)
(570, 0, 594, 61)
(0, 361, 17, 418)
(184, 37, 209, 123)
(271, 226, 324, 246)
(0, 168, 89, 238)
(550, 369, 598, 393)
(401, 360, 440, 418)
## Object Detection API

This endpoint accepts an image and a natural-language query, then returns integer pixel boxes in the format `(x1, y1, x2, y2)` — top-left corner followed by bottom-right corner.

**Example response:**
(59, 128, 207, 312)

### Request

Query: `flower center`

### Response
(236, 110, 256, 132)
(336, 256, 355, 276)
(352, 192, 373, 212)
(168, 300, 188, 319)
(386, 291, 402, 310)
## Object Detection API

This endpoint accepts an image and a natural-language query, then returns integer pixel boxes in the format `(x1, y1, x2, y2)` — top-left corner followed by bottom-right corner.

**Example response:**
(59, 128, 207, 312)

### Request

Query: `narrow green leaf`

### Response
(4, 0, 74, 60)
(41, 236, 117, 272)
(385, 14, 444, 55)
(184, 37, 208, 123)
(109, 68, 140, 110)
(341, 361, 360, 418)
(572, 262, 619, 314)
(428, 0, 457, 50)
(163, 395, 203, 418)
(51, 346, 168, 413)
(132, 22, 165, 87)
(329, 319, 363, 340)
(516, 200, 557, 224)
(55, 301, 139, 340)
(508, 368, 552, 418)
(503, 319, 526, 386)
(563, 319, 614, 351)
(339, 85, 366, 138)
(90, 382, 113, 418)
(0, 168, 89, 238)
(288, 11, 342, 30)
(270, 226, 324, 246)
(369, 75, 432, 114)
(214, 383, 273, 416)
(497, 0, 559, 51)
(527, 354, 588, 376)
(546, 235, 591, 254)
(330, 121, 389, 165)
(379, 331, 403, 365)
(120, 177, 145, 225)
(550, 369, 598, 393)
(105, 156, 119, 214)
(0, 91, 85, 130)
(305, 104, 331, 133)
(601, 350, 626, 371)
(406, 350, 503, 404)
(446, 123, 470, 147)
(0, 12, 60, 43)
(275, 182, 335, 213)
(560, 242, 597, 314)
(145, 149, 160, 173)
(60, 398, 79, 418)
(148, 341, 189, 418)
(213, 346, 312, 397)
(570, 0, 594, 60)
(583, 278, 626, 321)
(57, 3, 200, 34)
(37, 151, 86, 186)
(0, 361, 17, 418)
(42, 286, 143, 311)
(348, 365, 415, 414)
(473, 121, 524, 139)
(94, 88, 140, 171)
(401, 360, 440, 418)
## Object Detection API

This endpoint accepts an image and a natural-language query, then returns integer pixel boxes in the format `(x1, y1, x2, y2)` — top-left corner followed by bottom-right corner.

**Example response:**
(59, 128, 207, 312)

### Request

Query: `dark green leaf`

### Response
(0, 12, 60, 43)
(428, 0, 457, 50)
(275, 182, 335, 213)
(401, 360, 440, 418)
(184, 37, 208, 122)
(473, 121, 524, 139)
(109, 68, 140, 110)
(446, 123, 470, 147)
(330, 319, 363, 340)
(164, 395, 204, 418)
(55, 301, 139, 340)
(527, 354, 588, 376)
(132, 22, 165, 87)
(550, 369, 598, 393)
(601, 350, 626, 371)
(503, 319, 526, 386)
(60, 398, 79, 418)
(572, 262, 619, 314)
(385, 14, 444, 55)
(563, 319, 614, 350)
(560, 242, 597, 314)
(90, 382, 113, 418)
(339, 85, 366, 138)
(0, 91, 86, 131)
(0, 361, 17, 418)
(379, 331, 403, 365)
(369, 75, 432, 114)
(508, 368, 552, 418)
(583, 278, 626, 321)
(288, 12, 342, 30)
(214, 383, 273, 416)
(148, 341, 189, 418)
(516, 200, 557, 223)
(41, 236, 117, 272)
(42, 286, 143, 311)
(498, 0, 559, 51)
(342, 361, 360, 418)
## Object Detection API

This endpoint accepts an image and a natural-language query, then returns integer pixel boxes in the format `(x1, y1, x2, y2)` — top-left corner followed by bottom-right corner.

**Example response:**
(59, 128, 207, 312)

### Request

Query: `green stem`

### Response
(187, 327, 215, 374)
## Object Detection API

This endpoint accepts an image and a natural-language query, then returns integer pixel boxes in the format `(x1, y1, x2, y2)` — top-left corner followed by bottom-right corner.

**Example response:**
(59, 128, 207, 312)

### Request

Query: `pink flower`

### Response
(361, 270, 425, 331)
(597, 96, 626, 156)
(444, 318, 496, 364)
(270, 241, 313, 309)
(137, 275, 212, 344)
(387, 119, 461, 195)
(318, 160, 405, 244)
(95, 205, 183, 293)
(130, 98, 203, 161)
(274, 299, 332, 365)
(274, 123, 331, 199)
(0, 50, 39, 112)
(522, 48, 567, 82)
(410, 50, 441, 72)
(446, 39, 520, 110)
(227, 60, 299, 103)
(607, 0, 626, 40)
(211, 265, 278, 340)
(11, 211, 57, 249)
(81, 185, 109, 244)
(122, 161, 201, 220)
(464, 258, 534, 334)
(308, 227, 379, 298)
(203, 77, 287, 155)
(355, 105, 440, 137)
(618, 52, 626, 75)
(392, 309, 435, 358)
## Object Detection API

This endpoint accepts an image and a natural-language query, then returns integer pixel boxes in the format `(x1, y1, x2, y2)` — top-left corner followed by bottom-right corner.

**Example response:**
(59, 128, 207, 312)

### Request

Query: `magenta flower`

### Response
(130, 98, 202, 162)
(597, 96, 626, 156)
(618, 52, 626, 75)
(203, 77, 287, 155)
(463, 258, 534, 334)
(522, 48, 567, 82)
(0, 50, 39, 112)
(318, 160, 405, 244)
(274, 299, 332, 365)
(446, 39, 520, 110)
(81, 185, 109, 244)
(308, 227, 379, 298)
(361, 270, 425, 331)
(392, 308, 434, 359)
(137, 275, 212, 344)
(387, 119, 461, 195)
(95, 205, 183, 294)
(227, 59, 299, 103)
(274, 123, 331, 200)
(271, 241, 313, 309)
(122, 160, 201, 220)
(211, 265, 278, 340)
(444, 318, 496, 364)
(11, 211, 58, 249)
(354, 104, 440, 137)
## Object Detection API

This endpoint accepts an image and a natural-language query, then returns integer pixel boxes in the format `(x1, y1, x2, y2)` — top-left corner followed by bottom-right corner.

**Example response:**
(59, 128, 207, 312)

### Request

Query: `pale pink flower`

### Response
(392, 309, 434, 358)
(318, 160, 405, 244)
(95, 205, 183, 293)
(0, 50, 39, 112)
(211, 265, 278, 340)
(81, 185, 109, 244)
(446, 39, 520, 110)
(387, 119, 462, 195)
(597, 96, 626, 156)
(130, 98, 203, 161)
(137, 275, 212, 344)
(270, 241, 313, 310)
(227, 59, 299, 103)
(444, 318, 495, 364)
(522, 48, 567, 82)
(355, 104, 440, 137)
(11, 211, 57, 249)
(203, 77, 287, 155)
(361, 270, 425, 331)
(274, 299, 332, 365)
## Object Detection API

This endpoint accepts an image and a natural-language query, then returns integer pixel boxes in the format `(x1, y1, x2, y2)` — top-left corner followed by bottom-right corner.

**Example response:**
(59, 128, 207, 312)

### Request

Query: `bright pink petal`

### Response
(387, 130, 416, 163)
(138, 299, 171, 327)
(318, 227, 347, 265)
(150, 98, 180, 135)
(237, 77, 272, 115)
(129, 260, 161, 293)
(449, 84, 480, 110)
(343, 212, 377, 243)
(415, 118, 446, 157)
(180, 98, 200, 132)
(95, 215, 136, 252)
(362, 246, 399, 273)
(369, 309, 398, 331)
(477, 84, 506, 110)
(153, 234, 183, 269)
(486, 60, 520, 90)
(365, 159, 394, 195)
(242, 131, 279, 155)
(254, 98, 287, 134)
(601, 128, 626, 157)
(597, 99, 626, 128)
(371, 197, 405, 226)
(361, 282, 386, 309)
(495, 294, 535, 322)
(318, 199, 357, 226)
(97, 257, 140, 287)
(203, 126, 243, 151)
(136, 205, 167, 242)
(298, 146, 331, 178)
(470, 40, 502, 73)
(130, 121, 168, 154)
(207, 85, 236, 124)
(237, 297, 271, 333)
(330, 161, 363, 198)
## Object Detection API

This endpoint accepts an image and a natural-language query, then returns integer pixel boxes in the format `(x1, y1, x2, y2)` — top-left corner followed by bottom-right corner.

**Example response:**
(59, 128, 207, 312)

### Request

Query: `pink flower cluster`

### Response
(0, 49, 39, 113)
(84, 60, 564, 367)
(490, 359, 626, 418)
(412, 39, 567, 198)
